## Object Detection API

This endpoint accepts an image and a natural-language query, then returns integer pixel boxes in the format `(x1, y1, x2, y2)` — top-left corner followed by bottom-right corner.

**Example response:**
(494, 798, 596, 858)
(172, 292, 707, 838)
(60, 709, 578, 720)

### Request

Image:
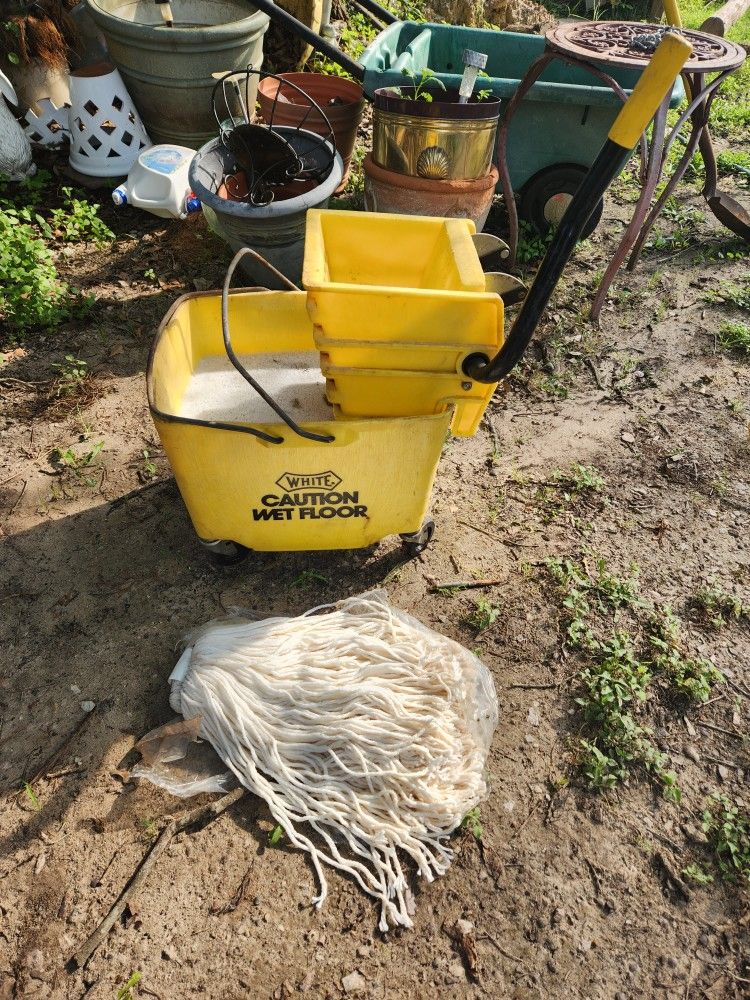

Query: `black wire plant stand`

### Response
(211, 68, 338, 207)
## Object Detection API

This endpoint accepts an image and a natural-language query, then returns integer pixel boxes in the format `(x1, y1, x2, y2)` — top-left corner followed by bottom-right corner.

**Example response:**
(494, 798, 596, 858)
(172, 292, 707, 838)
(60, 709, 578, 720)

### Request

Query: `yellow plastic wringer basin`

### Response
(303, 209, 505, 436)
(147, 288, 452, 553)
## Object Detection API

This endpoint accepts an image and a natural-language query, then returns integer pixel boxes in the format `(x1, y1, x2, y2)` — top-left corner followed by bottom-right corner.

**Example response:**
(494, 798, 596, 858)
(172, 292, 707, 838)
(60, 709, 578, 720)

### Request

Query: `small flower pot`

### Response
(363, 153, 499, 232)
(258, 73, 365, 194)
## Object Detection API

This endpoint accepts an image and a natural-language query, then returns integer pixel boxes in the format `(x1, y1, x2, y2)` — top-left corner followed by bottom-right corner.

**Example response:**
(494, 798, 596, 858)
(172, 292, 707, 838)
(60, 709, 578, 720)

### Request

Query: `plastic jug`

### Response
(112, 145, 201, 220)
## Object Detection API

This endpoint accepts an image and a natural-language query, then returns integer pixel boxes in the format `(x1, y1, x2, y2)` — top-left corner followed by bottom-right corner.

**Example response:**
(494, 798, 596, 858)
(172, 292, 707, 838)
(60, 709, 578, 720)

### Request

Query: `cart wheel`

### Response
(399, 518, 435, 557)
(520, 165, 604, 240)
(199, 539, 250, 566)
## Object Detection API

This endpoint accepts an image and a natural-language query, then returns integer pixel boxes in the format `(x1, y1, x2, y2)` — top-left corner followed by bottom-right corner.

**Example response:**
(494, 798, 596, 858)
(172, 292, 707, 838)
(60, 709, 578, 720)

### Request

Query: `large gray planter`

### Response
(86, 0, 269, 148)
(189, 129, 343, 288)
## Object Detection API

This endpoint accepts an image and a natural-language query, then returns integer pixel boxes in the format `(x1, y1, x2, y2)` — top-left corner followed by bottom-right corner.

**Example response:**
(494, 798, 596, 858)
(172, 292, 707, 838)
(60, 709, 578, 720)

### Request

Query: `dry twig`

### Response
(69, 787, 246, 970)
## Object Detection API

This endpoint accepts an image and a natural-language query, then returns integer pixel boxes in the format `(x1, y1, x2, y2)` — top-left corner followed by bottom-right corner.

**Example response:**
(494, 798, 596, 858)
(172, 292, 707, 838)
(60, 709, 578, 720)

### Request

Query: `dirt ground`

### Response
(2, 89, 750, 1000)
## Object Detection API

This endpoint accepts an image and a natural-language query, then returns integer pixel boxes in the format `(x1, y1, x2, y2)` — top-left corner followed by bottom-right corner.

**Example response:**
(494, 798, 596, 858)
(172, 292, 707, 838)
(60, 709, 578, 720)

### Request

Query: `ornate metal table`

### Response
(497, 20, 746, 319)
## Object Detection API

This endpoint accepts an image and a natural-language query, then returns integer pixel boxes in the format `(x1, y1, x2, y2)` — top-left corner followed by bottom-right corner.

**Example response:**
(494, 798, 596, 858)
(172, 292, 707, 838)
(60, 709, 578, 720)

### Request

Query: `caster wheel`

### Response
(520, 164, 604, 240)
(199, 538, 250, 566)
(399, 518, 435, 557)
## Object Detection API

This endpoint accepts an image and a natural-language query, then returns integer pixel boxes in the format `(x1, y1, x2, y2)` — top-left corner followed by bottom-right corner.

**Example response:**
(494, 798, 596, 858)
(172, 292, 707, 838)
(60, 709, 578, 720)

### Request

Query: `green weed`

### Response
(116, 971, 142, 1000)
(647, 606, 723, 704)
(465, 596, 501, 633)
(141, 449, 157, 478)
(702, 795, 750, 885)
(706, 281, 750, 311)
(0, 174, 94, 333)
(397, 66, 446, 102)
(553, 464, 606, 493)
(140, 817, 158, 839)
(292, 569, 329, 588)
(22, 781, 41, 810)
(310, 10, 377, 78)
(460, 806, 483, 841)
(717, 150, 750, 184)
(517, 221, 552, 265)
(692, 585, 749, 627)
(0, 209, 73, 332)
(546, 557, 684, 800)
(52, 355, 88, 397)
(51, 440, 104, 472)
(682, 862, 714, 885)
(718, 320, 750, 355)
(268, 824, 284, 846)
(45, 188, 114, 245)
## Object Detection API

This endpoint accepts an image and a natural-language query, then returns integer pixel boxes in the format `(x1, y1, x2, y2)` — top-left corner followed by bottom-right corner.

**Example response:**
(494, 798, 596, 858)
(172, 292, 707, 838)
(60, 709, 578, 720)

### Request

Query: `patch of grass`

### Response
(544, 557, 729, 800)
(465, 596, 501, 633)
(702, 795, 750, 885)
(692, 585, 749, 628)
(22, 781, 41, 810)
(706, 281, 750, 312)
(460, 806, 482, 841)
(116, 971, 142, 1000)
(718, 320, 750, 355)
(292, 569, 329, 588)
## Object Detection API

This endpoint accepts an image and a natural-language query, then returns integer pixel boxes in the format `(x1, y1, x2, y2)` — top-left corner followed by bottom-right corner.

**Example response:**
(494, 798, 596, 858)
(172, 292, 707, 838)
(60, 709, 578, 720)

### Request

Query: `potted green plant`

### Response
(371, 68, 501, 181)
(365, 66, 501, 231)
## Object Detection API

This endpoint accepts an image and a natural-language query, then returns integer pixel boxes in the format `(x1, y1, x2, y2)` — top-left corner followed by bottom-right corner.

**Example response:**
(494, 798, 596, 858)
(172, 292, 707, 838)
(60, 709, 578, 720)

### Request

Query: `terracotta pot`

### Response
(258, 73, 364, 194)
(363, 154, 499, 232)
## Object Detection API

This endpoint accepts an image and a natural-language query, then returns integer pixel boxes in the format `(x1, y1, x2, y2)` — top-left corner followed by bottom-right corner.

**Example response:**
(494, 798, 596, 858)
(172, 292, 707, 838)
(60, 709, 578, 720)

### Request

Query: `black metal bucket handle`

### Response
(221, 248, 335, 445)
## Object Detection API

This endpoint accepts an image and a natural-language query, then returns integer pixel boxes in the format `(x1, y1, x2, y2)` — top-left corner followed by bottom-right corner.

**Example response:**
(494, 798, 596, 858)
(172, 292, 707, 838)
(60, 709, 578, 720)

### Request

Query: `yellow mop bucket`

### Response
(147, 270, 451, 558)
(148, 35, 693, 561)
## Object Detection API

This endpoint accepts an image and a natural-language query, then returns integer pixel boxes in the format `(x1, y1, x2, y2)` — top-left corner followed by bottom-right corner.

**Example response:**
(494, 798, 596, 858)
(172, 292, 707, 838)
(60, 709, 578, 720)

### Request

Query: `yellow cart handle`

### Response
(609, 32, 693, 149)
(662, 0, 683, 29)
(464, 33, 693, 383)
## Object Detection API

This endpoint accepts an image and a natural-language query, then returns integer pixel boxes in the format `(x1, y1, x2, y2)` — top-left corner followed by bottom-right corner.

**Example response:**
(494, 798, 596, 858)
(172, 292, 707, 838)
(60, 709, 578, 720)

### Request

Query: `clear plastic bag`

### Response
(132, 715, 236, 797)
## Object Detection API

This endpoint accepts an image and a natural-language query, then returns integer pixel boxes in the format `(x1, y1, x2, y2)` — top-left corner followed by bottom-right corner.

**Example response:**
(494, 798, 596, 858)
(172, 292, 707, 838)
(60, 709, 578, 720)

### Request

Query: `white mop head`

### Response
(169, 590, 498, 930)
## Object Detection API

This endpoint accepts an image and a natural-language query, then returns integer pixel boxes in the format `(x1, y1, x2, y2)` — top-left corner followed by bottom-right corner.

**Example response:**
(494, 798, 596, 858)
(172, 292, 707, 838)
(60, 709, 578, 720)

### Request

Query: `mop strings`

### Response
(172, 590, 498, 930)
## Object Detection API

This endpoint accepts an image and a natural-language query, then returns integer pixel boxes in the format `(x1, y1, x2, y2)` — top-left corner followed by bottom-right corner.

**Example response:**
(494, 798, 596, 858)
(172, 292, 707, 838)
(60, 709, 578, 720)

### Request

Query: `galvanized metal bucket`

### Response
(371, 87, 501, 182)
(86, 0, 269, 148)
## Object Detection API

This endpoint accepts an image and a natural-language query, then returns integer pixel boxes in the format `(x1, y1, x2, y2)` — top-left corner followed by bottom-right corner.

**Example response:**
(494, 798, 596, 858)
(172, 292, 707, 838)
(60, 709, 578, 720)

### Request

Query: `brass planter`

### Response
(372, 87, 501, 182)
